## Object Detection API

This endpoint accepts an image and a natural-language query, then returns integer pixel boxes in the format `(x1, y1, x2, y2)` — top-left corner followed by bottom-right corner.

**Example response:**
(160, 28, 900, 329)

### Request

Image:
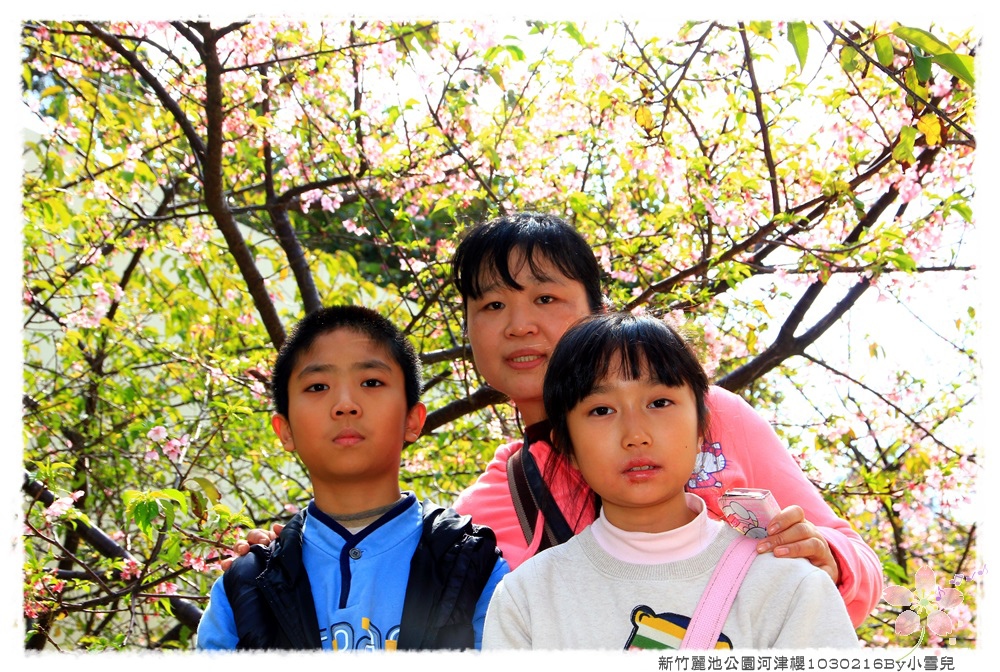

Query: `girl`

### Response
(482, 312, 859, 649)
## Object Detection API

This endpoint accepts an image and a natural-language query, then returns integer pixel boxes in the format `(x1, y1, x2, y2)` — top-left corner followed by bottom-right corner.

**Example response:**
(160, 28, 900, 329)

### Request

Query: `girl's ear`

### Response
(550, 429, 578, 468)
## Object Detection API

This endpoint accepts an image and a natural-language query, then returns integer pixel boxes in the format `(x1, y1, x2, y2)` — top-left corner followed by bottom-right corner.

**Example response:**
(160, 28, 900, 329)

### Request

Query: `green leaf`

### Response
(874, 35, 895, 67)
(886, 249, 917, 273)
(893, 26, 953, 57)
(840, 45, 859, 73)
(130, 498, 161, 538)
(787, 22, 809, 71)
(892, 126, 917, 163)
(932, 52, 975, 87)
(155, 488, 189, 516)
(505, 44, 525, 61)
(562, 22, 586, 47)
(952, 203, 972, 224)
(184, 476, 222, 502)
(903, 66, 928, 102)
(748, 22, 772, 40)
(912, 46, 933, 84)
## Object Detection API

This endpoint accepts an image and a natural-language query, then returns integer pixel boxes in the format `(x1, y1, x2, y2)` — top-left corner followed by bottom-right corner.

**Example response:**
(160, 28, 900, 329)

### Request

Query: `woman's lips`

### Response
(506, 350, 545, 369)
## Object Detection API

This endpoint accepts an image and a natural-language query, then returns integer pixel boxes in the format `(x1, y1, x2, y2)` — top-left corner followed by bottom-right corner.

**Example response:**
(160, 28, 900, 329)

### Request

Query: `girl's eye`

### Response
(482, 301, 504, 311)
(537, 295, 555, 305)
(305, 383, 328, 392)
(587, 405, 615, 417)
(649, 398, 673, 409)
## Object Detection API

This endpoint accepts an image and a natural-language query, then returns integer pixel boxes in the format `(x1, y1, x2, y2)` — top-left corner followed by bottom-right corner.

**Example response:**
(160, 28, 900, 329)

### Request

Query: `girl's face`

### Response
(465, 251, 593, 426)
(566, 359, 701, 533)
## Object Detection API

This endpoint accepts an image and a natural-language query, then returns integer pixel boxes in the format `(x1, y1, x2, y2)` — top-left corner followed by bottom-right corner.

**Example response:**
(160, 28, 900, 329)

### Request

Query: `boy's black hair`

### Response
(271, 305, 422, 417)
(451, 211, 604, 312)
(543, 312, 710, 459)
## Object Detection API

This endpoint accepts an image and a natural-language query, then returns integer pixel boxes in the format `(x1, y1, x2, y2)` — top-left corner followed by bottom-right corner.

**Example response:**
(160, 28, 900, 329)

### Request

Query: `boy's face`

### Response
(271, 328, 426, 497)
(565, 359, 701, 534)
(465, 250, 593, 426)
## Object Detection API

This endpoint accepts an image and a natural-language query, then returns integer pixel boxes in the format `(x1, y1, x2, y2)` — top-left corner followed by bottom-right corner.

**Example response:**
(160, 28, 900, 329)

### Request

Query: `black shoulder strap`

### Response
(507, 435, 574, 553)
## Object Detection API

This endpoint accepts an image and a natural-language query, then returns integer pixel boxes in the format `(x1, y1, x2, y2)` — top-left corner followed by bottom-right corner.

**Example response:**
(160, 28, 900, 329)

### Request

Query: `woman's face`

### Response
(465, 251, 593, 426)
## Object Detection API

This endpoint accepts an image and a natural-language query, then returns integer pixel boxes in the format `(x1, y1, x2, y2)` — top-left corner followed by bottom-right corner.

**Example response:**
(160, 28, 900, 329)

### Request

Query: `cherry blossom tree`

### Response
(21, 18, 978, 650)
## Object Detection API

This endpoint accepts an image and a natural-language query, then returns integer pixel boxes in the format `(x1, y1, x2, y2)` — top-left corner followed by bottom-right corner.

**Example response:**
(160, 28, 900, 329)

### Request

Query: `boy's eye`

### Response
(537, 295, 555, 305)
(361, 379, 385, 388)
(648, 398, 673, 409)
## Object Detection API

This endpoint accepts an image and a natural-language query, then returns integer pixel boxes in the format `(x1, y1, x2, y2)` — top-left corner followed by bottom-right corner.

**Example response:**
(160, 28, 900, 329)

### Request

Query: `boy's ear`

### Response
(271, 414, 295, 453)
(404, 402, 427, 443)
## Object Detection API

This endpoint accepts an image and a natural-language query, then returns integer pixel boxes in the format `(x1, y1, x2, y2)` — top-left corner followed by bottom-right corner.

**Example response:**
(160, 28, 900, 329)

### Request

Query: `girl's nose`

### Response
(622, 417, 652, 449)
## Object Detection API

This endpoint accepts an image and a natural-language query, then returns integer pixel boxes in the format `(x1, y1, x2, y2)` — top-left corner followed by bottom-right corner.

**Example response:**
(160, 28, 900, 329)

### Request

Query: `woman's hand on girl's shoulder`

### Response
(753, 505, 840, 584)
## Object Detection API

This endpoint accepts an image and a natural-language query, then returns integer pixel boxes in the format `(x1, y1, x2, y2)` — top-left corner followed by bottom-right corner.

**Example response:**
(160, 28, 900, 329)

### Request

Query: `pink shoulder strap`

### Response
(680, 535, 759, 649)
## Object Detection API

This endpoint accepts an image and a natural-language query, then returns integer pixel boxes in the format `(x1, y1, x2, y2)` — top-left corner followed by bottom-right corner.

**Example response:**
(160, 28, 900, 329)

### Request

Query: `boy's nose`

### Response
(331, 391, 361, 416)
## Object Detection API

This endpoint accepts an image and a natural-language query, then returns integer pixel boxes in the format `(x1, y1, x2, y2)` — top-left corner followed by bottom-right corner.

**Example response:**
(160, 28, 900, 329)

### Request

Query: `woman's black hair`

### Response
(451, 211, 604, 313)
(543, 311, 710, 460)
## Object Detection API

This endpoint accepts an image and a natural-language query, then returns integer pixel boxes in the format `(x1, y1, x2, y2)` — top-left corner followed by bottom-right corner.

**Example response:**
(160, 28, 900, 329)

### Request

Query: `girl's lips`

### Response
(622, 461, 660, 480)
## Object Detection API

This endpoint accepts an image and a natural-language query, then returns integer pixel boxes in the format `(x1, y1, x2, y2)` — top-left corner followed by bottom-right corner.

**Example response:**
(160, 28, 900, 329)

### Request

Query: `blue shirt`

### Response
(197, 493, 508, 650)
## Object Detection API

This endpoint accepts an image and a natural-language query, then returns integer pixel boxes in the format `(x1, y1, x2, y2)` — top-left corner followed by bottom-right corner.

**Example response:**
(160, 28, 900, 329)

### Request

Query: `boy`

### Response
(196, 305, 508, 651)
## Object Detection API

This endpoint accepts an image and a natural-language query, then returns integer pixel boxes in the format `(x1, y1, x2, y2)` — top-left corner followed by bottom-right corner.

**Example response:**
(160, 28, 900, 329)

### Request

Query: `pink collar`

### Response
(590, 493, 724, 564)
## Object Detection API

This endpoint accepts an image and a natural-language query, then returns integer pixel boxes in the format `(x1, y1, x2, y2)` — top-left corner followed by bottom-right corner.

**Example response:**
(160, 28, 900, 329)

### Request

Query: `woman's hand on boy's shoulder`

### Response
(219, 524, 283, 571)
(753, 505, 840, 585)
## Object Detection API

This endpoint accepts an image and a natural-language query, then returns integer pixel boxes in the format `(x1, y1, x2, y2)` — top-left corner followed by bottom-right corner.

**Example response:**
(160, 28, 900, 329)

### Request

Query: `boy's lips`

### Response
(333, 428, 364, 446)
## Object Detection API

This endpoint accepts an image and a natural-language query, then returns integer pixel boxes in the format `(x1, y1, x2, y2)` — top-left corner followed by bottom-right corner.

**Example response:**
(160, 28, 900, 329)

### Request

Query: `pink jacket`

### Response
(453, 386, 882, 627)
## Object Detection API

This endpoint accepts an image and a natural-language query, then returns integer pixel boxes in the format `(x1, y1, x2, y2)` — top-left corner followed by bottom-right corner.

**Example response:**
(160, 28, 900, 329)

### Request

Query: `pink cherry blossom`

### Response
(146, 426, 168, 442)
(883, 565, 964, 639)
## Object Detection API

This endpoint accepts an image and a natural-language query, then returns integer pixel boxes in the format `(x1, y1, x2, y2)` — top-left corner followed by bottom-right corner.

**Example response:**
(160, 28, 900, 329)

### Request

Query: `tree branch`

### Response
(716, 276, 872, 391)
(22, 472, 204, 631)
(422, 387, 508, 435)
(198, 25, 288, 349)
